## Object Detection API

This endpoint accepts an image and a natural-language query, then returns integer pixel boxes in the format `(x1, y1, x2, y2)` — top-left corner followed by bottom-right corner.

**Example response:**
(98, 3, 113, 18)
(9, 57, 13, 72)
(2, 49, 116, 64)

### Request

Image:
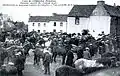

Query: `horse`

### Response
(23, 41, 35, 56)
(51, 44, 67, 65)
(38, 38, 46, 48)
(33, 48, 44, 65)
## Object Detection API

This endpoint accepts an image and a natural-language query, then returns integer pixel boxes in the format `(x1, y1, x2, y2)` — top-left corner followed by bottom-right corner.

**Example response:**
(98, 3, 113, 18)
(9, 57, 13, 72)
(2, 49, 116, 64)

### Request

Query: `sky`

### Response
(0, 0, 120, 24)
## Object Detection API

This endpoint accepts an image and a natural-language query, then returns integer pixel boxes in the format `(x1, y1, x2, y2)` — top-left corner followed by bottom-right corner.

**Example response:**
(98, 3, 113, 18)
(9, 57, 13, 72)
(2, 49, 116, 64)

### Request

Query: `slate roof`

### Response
(28, 14, 67, 22)
(104, 5, 120, 17)
(29, 16, 50, 22)
(68, 4, 120, 17)
(117, 6, 120, 10)
(68, 5, 96, 17)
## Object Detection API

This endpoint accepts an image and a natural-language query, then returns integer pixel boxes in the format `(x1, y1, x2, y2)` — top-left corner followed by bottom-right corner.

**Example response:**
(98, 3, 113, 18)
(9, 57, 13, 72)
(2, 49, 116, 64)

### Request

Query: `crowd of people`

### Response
(0, 29, 119, 76)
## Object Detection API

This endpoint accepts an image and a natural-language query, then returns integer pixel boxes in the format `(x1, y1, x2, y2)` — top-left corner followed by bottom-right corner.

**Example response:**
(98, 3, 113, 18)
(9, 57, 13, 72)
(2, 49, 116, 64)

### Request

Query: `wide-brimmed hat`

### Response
(2, 64, 7, 67)
(85, 47, 89, 50)
(15, 52, 21, 55)
(89, 44, 92, 45)
(8, 62, 14, 65)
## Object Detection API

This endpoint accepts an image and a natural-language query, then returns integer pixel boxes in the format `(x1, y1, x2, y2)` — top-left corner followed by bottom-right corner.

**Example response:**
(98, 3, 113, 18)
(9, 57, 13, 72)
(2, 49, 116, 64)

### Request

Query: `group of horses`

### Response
(27, 33, 117, 66)
(0, 31, 117, 68)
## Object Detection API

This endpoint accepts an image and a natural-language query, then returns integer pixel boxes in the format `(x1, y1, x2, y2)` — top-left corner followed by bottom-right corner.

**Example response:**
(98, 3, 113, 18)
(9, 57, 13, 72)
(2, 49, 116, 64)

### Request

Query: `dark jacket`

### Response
(77, 48, 83, 59)
(14, 55, 25, 71)
(66, 51, 74, 66)
(43, 53, 52, 66)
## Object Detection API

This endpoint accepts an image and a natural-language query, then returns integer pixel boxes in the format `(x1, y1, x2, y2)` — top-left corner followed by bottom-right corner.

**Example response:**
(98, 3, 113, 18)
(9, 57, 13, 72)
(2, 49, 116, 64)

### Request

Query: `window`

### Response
(60, 22, 63, 26)
(32, 23, 35, 26)
(43, 30, 46, 33)
(44, 23, 46, 27)
(75, 16, 79, 25)
(54, 22, 56, 26)
(53, 29, 56, 32)
(60, 30, 63, 33)
(38, 23, 40, 26)
(0, 19, 2, 25)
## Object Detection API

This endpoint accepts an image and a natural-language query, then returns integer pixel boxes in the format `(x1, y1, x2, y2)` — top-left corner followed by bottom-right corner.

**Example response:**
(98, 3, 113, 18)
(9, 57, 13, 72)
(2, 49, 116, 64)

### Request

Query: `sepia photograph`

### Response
(0, 0, 120, 76)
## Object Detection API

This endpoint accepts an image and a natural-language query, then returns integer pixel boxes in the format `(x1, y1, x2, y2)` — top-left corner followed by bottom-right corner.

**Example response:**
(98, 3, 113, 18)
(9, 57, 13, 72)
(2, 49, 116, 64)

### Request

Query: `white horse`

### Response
(74, 58, 104, 70)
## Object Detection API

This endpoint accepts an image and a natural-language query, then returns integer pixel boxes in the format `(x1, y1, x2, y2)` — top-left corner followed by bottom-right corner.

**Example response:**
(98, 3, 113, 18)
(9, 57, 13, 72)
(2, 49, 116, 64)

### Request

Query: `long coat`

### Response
(76, 47, 83, 59)
(14, 55, 25, 71)
(66, 51, 74, 66)
(43, 53, 52, 67)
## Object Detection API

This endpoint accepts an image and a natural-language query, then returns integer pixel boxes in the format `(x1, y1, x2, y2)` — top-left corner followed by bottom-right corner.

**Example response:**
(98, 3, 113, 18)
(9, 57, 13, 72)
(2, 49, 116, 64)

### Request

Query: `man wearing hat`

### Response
(65, 50, 74, 67)
(89, 43, 96, 57)
(76, 45, 83, 59)
(43, 48, 52, 75)
(14, 52, 24, 76)
(83, 47, 91, 60)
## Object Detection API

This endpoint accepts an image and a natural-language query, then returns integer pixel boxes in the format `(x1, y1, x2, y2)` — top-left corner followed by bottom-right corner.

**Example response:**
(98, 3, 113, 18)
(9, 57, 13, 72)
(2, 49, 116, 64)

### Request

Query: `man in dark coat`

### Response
(14, 52, 25, 76)
(43, 51, 52, 75)
(89, 44, 96, 57)
(0, 45, 8, 67)
(66, 50, 74, 67)
(76, 45, 83, 59)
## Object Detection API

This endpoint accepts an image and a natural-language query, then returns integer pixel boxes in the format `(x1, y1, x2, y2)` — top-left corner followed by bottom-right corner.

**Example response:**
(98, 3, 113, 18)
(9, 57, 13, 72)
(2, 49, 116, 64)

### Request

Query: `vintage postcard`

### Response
(0, 0, 120, 76)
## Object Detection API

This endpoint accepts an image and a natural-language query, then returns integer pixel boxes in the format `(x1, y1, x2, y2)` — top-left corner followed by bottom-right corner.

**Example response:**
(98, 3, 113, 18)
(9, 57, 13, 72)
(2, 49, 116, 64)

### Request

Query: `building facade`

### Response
(67, 1, 120, 37)
(28, 1, 120, 38)
(28, 13, 67, 33)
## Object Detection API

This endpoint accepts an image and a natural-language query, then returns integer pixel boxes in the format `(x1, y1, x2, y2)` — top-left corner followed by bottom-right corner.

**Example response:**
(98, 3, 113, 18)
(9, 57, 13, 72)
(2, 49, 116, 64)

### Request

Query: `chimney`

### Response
(53, 13, 57, 16)
(97, 0, 105, 5)
(114, 3, 116, 7)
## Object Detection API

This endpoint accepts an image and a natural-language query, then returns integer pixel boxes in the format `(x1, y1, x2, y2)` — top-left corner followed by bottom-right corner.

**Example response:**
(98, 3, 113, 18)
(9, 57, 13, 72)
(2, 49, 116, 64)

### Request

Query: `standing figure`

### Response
(83, 47, 91, 60)
(76, 45, 83, 59)
(65, 50, 74, 67)
(14, 52, 25, 76)
(43, 50, 52, 75)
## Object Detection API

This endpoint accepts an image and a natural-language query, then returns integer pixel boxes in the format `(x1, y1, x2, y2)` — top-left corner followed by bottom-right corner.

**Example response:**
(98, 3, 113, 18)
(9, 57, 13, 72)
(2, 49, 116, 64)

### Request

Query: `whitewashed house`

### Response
(67, 1, 120, 37)
(28, 13, 67, 33)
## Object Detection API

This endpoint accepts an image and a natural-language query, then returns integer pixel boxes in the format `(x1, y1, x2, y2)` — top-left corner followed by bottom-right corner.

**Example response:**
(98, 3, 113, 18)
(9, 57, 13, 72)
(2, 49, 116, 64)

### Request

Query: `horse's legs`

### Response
(52, 53, 54, 59)
(44, 43, 45, 48)
(54, 53, 57, 62)
(7, 56, 9, 64)
(52, 53, 57, 62)
(34, 55, 37, 65)
(62, 54, 66, 65)
(52, 53, 55, 62)
(26, 49, 31, 57)
(37, 57, 40, 65)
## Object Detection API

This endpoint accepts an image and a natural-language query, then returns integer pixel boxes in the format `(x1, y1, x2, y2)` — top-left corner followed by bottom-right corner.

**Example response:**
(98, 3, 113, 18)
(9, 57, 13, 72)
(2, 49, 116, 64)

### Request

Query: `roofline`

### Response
(28, 21, 67, 22)
(68, 5, 97, 17)
(110, 15, 120, 17)
(68, 15, 93, 17)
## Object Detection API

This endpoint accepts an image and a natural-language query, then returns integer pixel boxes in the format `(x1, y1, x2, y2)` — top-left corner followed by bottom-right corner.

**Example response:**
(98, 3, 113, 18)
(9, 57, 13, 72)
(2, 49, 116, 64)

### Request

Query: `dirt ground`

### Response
(23, 51, 63, 76)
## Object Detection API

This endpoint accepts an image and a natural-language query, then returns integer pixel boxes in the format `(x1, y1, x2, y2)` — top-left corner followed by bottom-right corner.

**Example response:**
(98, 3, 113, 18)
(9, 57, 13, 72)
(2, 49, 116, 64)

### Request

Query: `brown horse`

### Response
(52, 45, 67, 65)
(33, 48, 44, 65)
